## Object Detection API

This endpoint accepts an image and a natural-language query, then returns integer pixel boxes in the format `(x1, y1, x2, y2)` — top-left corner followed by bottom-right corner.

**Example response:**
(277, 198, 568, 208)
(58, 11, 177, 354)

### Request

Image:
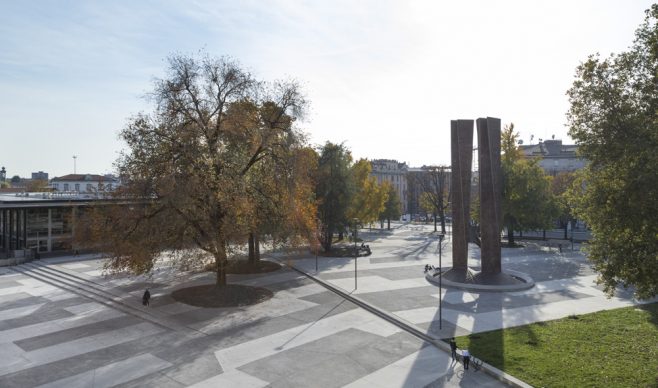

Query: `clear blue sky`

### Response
(0, 1, 653, 178)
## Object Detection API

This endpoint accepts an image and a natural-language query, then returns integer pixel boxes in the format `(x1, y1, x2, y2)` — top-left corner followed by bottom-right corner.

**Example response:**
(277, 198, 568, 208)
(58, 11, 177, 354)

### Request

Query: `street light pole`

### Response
(353, 218, 358, 290)
(439, 233, 445, 330)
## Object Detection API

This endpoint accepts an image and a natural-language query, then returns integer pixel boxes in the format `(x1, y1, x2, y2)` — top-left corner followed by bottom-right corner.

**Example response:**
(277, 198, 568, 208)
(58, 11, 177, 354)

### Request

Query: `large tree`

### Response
(417, 166, 450, 233)
(79, 54, 310, 287)
(315, 142, 353, 252)
(379, 181, 401, 230)
(347, 159, 388, 227)
(567, 5, 658, 299)
(550, 171, 578, 239)
(501, 124, 558, 245)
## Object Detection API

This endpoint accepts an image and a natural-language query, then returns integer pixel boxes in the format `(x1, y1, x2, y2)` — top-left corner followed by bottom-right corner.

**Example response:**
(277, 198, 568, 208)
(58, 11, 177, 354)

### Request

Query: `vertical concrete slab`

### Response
(477, 117, 502, 274)
(450, 120, 473, 270)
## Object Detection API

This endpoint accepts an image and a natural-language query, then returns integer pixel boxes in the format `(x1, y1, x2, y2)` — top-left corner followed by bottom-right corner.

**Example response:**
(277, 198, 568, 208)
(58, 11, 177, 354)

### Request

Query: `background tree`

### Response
(26, 179, 49, 192)
(79, 54, 309, 287)
(567, 5, 658, 298)
(417, 166, 450, 233)
(550, 171, 578, 239)
(347, 159, 388, 228)
(379, 180, 401, 230)
(315, 142, 353, 252)
(501, 123, 558, 245)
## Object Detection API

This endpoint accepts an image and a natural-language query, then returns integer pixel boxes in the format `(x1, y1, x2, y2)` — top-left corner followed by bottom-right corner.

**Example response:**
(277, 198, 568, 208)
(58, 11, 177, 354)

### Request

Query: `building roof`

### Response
(519, 140, 579, 159)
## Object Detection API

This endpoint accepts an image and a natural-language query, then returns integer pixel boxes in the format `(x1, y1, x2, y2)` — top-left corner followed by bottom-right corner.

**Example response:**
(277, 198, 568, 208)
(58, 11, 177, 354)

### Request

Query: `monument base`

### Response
(426, 267, 534, 292)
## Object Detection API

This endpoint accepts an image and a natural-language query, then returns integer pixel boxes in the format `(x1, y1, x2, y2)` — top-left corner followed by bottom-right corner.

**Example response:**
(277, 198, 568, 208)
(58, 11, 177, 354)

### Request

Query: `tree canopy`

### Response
(417, 166, 450, 233)
(315, 142, 353, 252)
(79, 54, 313, 287)
(567, 5, 658, 298)
(501, 124, 558, 245)
(379, 180, 401, 230)
(347, 159, 388, 226)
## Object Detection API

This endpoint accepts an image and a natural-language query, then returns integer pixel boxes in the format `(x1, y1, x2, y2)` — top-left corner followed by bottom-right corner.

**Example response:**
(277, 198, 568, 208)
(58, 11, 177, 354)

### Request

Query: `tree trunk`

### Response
(338, 231, 343, 241)
(323, 226, 333, 252)
(387, 218, 391, 230)
(433, 212, 437, 232)
(564, 223, 568, 239)
(507, 223, 515, 246)
(248, 232, 255, 264)
(255, 233, 260, 260)
(440, 216, 446, 235)
(214, 249, 227, 287)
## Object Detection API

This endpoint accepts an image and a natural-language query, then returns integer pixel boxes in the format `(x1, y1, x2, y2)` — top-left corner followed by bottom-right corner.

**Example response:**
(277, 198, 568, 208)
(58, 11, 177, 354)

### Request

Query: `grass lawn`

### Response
(454, 302, 658, 388)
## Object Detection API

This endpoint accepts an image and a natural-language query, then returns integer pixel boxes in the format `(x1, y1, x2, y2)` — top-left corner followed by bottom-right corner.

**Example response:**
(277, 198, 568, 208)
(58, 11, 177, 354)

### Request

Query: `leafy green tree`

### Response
(379, 181, 401, 230)
(550, 171, 578, 239)
(315, 142, 353, 252)
(502, 124, 558, 245)
(78, 54, 309, 287)
(567, 5, 658, 298)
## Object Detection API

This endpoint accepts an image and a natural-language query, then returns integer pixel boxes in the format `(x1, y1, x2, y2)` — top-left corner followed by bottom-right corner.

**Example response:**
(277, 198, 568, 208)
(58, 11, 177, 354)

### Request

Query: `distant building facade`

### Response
(31, 171, 49, 180)
(50, 174, 120, 193)
(369, 159, 409, 214)
(519, 139, 586, 175)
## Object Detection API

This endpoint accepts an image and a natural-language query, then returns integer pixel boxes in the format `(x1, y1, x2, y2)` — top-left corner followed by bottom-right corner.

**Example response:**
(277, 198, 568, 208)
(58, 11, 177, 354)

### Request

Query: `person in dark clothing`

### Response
(462, 349, 470, 370)
(449, 338, 458, 361)
(142, 289, 151, 306)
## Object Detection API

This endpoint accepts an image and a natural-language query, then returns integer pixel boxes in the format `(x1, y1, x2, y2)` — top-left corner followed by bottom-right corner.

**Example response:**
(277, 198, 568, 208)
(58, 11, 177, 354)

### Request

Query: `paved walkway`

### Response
(0, 222, 653, 387)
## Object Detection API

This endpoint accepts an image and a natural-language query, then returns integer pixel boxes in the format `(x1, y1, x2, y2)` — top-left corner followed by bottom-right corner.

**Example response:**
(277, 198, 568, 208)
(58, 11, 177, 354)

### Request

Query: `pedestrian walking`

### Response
(449, 338, 458, 361)
(462, 349, 470, 370)
(142, 289, 151, 306)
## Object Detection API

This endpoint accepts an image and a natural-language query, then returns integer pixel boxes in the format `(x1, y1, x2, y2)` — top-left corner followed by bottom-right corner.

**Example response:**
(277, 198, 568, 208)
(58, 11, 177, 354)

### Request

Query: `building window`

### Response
(86, 184, 92, 192)
(52, 183, 59, 191)
(75, 183, 80, 192)
(63, 183, 69, 191)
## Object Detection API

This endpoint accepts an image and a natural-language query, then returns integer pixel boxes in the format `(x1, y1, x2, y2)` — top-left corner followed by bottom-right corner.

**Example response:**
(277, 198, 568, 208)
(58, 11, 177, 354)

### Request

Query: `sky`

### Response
(0, 0, 653, 178)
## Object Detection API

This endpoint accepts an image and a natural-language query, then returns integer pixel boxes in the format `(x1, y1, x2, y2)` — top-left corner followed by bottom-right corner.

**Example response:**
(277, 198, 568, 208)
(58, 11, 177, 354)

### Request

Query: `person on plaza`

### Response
(462, 348, 470, 370)
(449, 338, 458, 361)
(142, 289, 151, 306)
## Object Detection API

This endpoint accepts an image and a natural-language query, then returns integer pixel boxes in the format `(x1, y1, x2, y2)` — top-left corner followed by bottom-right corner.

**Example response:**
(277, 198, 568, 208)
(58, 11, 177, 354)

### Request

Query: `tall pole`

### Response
(73, 155, 77, 174)
(439, 234, 443, 329)
(354, 218, 358, 290)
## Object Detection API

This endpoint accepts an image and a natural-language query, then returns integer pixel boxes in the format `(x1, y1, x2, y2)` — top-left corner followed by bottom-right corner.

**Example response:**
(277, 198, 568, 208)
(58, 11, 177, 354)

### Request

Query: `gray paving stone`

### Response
(0, 295, 48, 310)
(266, 353, 371, 388)
(240, 328, 382, 387)
(284, 299, 358, 323)
(343, 331, 423, 371)
(443, 289, 594, 314)
(14, 315, 142, 351)
(0, 332, 179, 387)
(114, 372, 187, 388)
(0, 280, 23, 289)
(0, 305, 74, 331)
(0, 291, 34, 305)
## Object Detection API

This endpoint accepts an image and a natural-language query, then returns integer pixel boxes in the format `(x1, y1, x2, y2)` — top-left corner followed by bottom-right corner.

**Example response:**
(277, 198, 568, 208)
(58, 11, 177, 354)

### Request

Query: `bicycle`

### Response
(455, 356, 484, 379)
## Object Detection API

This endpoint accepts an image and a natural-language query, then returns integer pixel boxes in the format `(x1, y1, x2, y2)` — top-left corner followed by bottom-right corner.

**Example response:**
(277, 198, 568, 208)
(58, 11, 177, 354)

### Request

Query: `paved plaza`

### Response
(0, 222, 654, 387)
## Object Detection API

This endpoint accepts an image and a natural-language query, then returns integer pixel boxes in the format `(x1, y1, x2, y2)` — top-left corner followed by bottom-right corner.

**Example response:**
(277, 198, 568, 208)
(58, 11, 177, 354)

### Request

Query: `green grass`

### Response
(453, 302, 658, 388)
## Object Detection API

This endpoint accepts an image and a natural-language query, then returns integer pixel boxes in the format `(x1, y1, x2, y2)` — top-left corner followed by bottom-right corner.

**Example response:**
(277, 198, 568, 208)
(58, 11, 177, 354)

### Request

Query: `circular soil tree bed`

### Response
(171, 284, 273, 308)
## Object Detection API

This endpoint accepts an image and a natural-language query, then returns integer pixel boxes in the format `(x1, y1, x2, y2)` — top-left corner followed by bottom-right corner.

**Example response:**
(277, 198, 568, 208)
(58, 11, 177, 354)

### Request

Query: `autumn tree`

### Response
(417, 166, 450, 233)
(315, 142, 353, 252)
(79, 54, 310, 287)
(347, 159, 388, 227)
(501, 123, 558, 245)
(379, 181, 401, 230)
(567, 5, 658, 298)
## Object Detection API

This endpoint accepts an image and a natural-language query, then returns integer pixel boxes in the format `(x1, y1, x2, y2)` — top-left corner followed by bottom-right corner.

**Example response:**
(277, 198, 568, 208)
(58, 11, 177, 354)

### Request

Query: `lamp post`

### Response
(439, 233, 445, 330)
(353, 218, 359, 290)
